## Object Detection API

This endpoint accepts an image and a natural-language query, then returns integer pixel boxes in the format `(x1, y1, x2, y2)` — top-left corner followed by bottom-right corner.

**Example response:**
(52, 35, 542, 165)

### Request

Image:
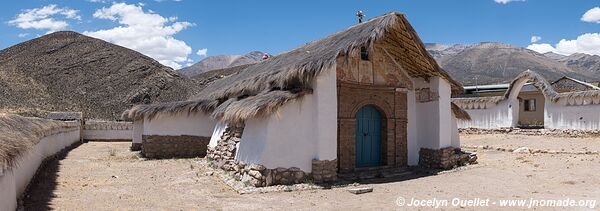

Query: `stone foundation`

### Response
(311, 159, 338, 183)
(142, 135, 209, 158)
(207, 126, 327, 187)
(227, 162, 309, 187)
(419, 147, 477, 169)
(207, 126, 243, 169)
(130, 143, 142, 151)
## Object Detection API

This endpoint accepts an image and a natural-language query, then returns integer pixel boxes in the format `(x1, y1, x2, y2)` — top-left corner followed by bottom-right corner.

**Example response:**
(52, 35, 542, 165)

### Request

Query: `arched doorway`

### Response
(504, 71, 552, 128)
(355, 105, 383, 167)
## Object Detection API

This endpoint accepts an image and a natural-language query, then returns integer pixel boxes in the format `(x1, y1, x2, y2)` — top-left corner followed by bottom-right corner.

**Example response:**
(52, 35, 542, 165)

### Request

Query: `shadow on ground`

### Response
(20, 142, 82, 211)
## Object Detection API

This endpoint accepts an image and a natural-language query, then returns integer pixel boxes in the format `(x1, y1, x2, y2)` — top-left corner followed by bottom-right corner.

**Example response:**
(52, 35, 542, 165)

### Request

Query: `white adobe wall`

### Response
(451, 113, 460, 148)
(143, 112, 217, 137)
(414, 77, 454, 149)
(406, 89, 419, 166)
(83, 121, 133, 141)
(457, 101, 514, 129)
(408, 77, 460, 165)
(236, 68, 337, 172)
(545, 99, 600, 130)
(132, 119, 143, 144)
(0, 127, 80, 211)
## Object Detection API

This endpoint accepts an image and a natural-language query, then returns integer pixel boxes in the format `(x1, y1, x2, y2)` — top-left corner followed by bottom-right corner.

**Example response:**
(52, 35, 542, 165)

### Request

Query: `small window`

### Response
(360, 47, 369, 61)
(524, 99, 536, 112)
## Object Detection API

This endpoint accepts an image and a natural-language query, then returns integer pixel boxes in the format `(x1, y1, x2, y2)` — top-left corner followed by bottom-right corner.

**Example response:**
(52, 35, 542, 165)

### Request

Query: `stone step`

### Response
(338, 168, 414, 180)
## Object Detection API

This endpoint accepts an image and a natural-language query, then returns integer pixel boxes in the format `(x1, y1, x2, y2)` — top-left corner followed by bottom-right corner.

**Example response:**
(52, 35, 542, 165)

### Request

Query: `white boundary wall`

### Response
(457, 95, 600, 131)
(457, 101, 514, 129)
(143, 112, 217, 137)
(545, 98, 600, 130)
(0, 127, 80, 211)
(83, 120, 133, 141)
(132, 119, 143, 145)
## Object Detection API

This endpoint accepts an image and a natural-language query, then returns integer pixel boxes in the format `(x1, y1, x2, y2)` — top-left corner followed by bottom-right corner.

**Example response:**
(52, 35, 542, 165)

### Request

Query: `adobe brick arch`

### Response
(350, 99, 394, 120)
(504, 70, 558, 101)
(503, 70, 557, 127)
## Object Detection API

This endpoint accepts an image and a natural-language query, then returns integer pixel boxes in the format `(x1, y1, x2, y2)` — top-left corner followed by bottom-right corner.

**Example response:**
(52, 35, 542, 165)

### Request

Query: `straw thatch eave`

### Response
(451, 102, 471, 120)
(0, 113, 78, 169)
(451, 96, 505, 109)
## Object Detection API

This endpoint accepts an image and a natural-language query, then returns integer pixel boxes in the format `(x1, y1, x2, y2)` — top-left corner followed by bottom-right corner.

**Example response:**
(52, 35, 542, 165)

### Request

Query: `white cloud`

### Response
(17, 33, 29, 38)
(8, 5, 80, 32)
(530, 35, 542, 43)
(84, 3, 196, 69)
(196, 48, 208, 57)
(494, 0, 524, 4)
(527, 33, 600, 56)
(582, 7, 600, 23)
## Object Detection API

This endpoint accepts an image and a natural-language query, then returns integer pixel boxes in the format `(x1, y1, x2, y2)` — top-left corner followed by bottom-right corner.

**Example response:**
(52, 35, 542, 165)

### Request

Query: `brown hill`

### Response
(0, 31, 199, 120)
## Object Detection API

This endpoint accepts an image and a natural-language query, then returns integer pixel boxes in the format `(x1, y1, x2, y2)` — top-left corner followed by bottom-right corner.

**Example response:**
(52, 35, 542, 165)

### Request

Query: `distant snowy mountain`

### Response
(179, 51, 268, 77)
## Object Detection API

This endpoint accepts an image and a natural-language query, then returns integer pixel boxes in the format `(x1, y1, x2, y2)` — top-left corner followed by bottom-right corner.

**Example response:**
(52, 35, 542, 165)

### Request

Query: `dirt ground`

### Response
(23, 134, 600, 210)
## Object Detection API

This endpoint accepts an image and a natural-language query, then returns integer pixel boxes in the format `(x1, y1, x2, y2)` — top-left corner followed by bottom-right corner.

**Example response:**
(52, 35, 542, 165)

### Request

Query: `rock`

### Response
(205, 171, 214, 176)
(294, 171, 305, 180)
(513, 147, 531, 154)
(249, 170, 262, 179)
(249, 164, 266, 171)
(348, 187, 373, 194)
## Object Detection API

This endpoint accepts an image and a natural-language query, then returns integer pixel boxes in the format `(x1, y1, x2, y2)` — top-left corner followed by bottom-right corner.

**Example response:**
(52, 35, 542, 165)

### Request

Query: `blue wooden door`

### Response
(355, 105, 382, 168)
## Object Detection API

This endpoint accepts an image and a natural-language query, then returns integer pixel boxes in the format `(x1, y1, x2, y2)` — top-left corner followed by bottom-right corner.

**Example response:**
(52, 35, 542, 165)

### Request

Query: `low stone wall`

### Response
(142, 135, 210, 158)
(83, 120, 133, 141)
(311, 159, 337, 183)
(419, 147, 477, 169)
(459, 128, 600, 138)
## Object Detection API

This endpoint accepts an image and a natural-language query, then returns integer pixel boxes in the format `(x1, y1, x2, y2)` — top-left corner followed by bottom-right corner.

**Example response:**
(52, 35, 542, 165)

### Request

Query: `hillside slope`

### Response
(0, 31, 198, 119)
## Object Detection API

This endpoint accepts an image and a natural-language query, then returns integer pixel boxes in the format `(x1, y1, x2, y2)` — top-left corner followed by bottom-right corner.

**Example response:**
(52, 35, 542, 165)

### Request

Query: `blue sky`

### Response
(1, 0, 599, 69)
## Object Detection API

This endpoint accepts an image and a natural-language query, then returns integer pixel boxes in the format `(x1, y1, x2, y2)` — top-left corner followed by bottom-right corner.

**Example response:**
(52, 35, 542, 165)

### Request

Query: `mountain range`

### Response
(178, 51, 267, 77)
(425, 42, 600, 85)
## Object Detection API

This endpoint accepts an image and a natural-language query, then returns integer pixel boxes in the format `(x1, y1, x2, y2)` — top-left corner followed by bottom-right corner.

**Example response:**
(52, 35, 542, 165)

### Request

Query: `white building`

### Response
(124, 12, 474, 186)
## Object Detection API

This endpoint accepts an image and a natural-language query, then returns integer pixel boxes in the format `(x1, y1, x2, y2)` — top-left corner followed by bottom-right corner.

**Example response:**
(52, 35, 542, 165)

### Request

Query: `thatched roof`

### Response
(47, 112, 83, 121)
(125, 12, 463, 123)
(0, 113, 79, 169)
(454, 70, 600, 108)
